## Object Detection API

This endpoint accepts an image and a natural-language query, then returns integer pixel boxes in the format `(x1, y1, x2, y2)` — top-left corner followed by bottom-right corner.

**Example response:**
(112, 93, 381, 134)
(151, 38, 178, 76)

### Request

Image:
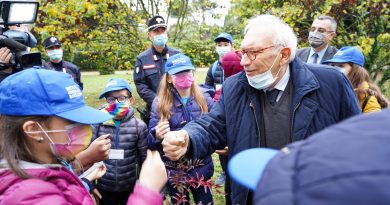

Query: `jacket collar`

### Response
(152, 45, 168, 55)
(0, 159, 62, 170)
(172, 88, 194, 108)
(239, 58, 320, 105)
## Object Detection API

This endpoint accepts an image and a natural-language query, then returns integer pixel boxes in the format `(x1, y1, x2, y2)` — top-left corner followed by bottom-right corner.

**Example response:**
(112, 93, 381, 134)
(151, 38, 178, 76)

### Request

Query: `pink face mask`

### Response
(172, 71, 194, 89)
(30, 123, 93, 159)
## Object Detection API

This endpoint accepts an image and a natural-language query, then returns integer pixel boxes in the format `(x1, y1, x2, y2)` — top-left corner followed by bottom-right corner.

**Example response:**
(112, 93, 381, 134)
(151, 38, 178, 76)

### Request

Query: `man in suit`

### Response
(297, 15, 338, 64)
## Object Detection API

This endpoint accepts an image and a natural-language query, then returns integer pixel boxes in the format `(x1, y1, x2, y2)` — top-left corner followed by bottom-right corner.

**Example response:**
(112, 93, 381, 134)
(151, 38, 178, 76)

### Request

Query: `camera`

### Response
(0, 0, 41, 71)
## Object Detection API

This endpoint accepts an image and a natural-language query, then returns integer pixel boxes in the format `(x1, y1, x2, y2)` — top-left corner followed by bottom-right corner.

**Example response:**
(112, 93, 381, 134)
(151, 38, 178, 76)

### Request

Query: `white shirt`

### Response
(266, 65, 290, 102)
(307, 45, 328, 64)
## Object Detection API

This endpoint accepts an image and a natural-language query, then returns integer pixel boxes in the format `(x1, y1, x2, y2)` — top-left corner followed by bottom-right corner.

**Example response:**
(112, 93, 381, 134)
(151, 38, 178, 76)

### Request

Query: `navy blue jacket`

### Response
(255, 108, 390, 205)
(43, 60, 83, 90)
(205, 60, 224, 88)
(184, 58, 361, 204)
(133, 46, 181, 108)
(148, 87, 214, 181)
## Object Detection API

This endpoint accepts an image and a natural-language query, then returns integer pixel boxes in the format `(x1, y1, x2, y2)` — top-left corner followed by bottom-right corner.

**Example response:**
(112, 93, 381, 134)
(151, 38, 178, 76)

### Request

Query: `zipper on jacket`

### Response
(249, 101, 261, 146)
(290, 102, 301, 142)
(115, 125, 119, 186)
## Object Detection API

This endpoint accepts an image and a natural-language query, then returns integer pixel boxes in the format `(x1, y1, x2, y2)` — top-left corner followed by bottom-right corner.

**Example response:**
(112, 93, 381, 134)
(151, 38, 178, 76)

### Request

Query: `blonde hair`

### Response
(157, 73, 208, 121)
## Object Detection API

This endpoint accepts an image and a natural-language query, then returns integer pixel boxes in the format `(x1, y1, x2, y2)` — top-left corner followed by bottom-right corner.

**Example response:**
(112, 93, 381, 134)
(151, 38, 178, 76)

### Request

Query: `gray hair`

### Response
(316, 15, 337, 32)
(244, 15, 298, 62)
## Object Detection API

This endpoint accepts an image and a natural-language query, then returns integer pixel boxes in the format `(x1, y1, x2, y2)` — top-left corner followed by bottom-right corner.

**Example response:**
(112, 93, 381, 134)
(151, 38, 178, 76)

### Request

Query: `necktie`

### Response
(266, 89, 280, 105)
(311, 53, 319, 64)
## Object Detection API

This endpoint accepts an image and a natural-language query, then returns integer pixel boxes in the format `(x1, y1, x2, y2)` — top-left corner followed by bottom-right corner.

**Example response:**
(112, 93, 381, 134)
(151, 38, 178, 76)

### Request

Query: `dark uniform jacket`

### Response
(133, 46, 181, 108)
(43, 60, 83, 89)
(183, 58, 361, 204)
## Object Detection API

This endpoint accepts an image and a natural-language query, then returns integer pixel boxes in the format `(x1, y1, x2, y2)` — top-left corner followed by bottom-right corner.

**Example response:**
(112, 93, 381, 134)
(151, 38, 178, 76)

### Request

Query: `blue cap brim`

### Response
(56, 105, 112, 124)
(228, 148, 278, 190)
(322, 58, 348, 64)
(167, 66, 195, 75)
(98, 87, 132, 99)
(214, 37, 232, 42)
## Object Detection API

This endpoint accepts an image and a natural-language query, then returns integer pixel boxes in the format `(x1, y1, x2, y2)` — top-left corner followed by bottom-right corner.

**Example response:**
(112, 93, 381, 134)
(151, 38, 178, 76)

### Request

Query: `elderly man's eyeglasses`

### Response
(106, 95, 130, 104)
(240, 45, 277, 61)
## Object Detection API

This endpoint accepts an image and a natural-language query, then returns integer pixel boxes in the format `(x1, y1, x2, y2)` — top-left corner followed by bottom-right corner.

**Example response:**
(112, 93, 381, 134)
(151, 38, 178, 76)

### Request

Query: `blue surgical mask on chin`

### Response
(153, 34, 168, 48)
(246, 52, 282, 90)
(47, 49, 63, 61)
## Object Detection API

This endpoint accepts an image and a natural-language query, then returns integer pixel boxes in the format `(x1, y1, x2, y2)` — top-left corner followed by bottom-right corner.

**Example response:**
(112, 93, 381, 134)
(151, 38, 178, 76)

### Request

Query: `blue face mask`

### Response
(216, 46, 231, 57)
(47, 49, 63, 61)
(153, 34, 168, 48)
(246, 52, 282, 90)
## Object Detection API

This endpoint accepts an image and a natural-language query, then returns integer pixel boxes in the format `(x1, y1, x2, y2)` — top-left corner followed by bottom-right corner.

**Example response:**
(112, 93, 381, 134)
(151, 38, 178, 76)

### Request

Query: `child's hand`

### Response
(76, 134, 111, 168)
(139, 150, 167, 192)
(156, 120, 170, 140)
(85, 163, 107, 181)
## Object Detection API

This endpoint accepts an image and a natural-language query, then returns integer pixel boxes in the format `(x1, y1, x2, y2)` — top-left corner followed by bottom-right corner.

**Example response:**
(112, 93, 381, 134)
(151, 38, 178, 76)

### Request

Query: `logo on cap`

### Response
(156, 17, 163, 23)
(106, 80, 118, 88)
(335, 51, 344, 56)
(66, 85, 82, 99)
(171, 57, 187, 66)
(50, 37, 57, 43)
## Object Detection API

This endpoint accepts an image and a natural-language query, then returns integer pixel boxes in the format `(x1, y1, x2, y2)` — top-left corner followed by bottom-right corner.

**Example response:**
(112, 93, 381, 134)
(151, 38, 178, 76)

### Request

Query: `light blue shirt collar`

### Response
(308, 45, 329, 64)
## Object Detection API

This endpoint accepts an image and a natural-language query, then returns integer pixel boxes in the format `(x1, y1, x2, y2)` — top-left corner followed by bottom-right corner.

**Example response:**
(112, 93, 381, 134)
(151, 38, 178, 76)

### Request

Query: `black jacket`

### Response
(133, 45, 181, 108)
(43, 60, 83, 90)
(205, 60, 224, 88)
(92, 108, 148, 192)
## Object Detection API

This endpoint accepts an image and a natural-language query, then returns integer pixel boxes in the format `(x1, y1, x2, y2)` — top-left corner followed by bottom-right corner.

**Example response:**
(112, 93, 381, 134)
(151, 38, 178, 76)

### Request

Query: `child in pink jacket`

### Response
(0, 69, 166, 205)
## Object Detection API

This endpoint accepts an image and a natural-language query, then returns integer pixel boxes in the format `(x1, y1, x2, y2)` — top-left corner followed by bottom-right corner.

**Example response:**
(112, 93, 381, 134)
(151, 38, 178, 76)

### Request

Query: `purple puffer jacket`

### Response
(147, 87, 214, 180)
(0, 161, 163, 205)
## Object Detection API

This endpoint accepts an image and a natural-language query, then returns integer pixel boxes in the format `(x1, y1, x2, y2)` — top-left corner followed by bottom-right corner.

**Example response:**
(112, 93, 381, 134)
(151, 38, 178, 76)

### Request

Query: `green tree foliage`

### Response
(226, 0, 389, 87)
(35, 0, 147, 74)
(35, 0, 388, 93)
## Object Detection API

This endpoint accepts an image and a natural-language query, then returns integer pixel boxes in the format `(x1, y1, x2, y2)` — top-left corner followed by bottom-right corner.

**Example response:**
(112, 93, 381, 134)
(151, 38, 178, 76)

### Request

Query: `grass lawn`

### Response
(82, 69, 227, 205)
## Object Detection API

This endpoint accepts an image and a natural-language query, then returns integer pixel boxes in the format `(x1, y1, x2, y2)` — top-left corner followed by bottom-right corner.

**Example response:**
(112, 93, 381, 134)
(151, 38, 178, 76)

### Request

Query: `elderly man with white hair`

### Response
(159, 15, 361, 204)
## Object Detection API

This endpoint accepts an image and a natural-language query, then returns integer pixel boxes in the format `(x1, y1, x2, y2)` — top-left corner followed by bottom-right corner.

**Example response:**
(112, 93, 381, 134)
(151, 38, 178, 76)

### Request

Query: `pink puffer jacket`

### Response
(0, 161, 163, 205)
(0, 161, 94, 205)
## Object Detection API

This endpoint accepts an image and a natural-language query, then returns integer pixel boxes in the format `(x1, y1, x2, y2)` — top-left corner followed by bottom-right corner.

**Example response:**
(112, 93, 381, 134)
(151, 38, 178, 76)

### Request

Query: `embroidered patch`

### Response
(66, 85, 82, 99)
(106, 80, 118, 88)
(143, 64, 156, 69)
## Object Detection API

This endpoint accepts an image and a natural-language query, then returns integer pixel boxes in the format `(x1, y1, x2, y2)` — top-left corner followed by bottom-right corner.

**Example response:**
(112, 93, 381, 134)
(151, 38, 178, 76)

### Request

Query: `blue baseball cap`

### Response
(165, 53, 195, 75)
(0, 68, 112, 124)
(214, 32, 233, 43)
(228, 148, 279, 190)
(99, 78, 132, 99)
(323, 46, 365, 67)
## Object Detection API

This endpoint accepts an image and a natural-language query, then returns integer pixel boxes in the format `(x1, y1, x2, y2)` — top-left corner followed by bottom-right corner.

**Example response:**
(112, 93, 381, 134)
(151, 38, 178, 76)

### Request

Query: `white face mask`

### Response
(47, 49, 63, 61)
(246, 51, 282, 90)
(216, 46, 231, 57)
